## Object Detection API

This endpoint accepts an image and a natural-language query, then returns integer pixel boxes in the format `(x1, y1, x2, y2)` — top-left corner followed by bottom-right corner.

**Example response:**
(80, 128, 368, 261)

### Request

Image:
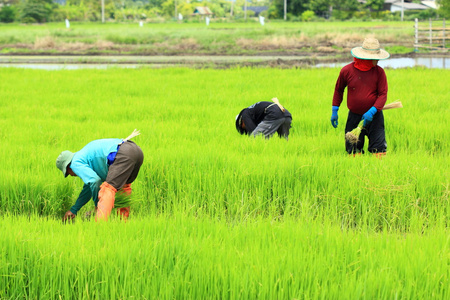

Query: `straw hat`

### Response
(56, 150, 75, 177)
(351, 38, 390, 60)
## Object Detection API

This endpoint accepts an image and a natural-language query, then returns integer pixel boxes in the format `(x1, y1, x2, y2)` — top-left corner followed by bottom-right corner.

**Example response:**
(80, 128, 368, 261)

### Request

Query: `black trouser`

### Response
(106, 141, 144, 190)
(345, 110, 387, 154)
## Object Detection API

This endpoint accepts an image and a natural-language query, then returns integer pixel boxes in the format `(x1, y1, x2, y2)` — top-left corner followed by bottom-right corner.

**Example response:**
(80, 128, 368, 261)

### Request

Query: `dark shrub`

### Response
(0, 6, 17, 23)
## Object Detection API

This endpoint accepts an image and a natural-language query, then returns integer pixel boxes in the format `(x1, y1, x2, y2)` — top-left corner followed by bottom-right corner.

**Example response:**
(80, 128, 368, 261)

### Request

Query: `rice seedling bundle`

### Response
(345, 120, 364, 145)
(345, 101, 403, 145)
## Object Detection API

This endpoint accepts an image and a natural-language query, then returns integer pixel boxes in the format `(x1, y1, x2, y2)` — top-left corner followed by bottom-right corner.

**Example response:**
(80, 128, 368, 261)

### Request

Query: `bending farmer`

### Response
(331, 37, 389, 156)
(236, 98, 292, 140)
(56, 130, 144, 222)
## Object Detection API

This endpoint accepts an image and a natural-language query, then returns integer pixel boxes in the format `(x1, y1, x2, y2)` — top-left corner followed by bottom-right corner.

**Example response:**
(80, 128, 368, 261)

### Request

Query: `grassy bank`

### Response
(0, 21, 417, 55)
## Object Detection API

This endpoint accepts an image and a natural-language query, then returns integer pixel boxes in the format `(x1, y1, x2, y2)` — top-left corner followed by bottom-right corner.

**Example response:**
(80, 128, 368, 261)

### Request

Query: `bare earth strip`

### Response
(0, 53, 427, 69)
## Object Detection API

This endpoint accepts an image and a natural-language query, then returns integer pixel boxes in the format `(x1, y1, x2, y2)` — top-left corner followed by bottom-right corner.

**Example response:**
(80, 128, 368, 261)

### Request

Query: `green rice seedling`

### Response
(0, 67, 448, 230)
(0, 214, 448, 299)
(114, 191, 140, 209)
(114, 193, 131, 208)
(0, 65, 448, 300)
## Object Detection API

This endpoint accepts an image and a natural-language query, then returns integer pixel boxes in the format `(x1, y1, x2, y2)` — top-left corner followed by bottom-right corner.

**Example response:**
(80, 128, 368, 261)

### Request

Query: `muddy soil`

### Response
(0, 51, 426, 69)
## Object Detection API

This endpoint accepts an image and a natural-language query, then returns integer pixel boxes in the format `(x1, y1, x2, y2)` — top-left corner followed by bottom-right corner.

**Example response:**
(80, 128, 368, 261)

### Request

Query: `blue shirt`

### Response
(69, 138, 123, 214)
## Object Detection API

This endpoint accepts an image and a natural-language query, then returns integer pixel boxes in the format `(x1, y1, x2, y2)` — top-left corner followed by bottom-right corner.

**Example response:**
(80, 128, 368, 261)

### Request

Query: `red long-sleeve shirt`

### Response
(332, 62, 388, 115)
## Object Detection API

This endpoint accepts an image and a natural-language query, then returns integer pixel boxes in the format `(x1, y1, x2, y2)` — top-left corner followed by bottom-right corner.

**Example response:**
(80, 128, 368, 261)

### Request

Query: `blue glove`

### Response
(362, 106, 378, 127)
(331, 106, 339, 128)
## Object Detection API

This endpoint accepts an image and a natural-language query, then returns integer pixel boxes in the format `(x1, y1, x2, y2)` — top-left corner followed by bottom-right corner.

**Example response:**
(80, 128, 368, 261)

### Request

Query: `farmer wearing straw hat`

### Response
(236, 98, 292, 140)
(331, 37, 390, 156)
(56, 130, 143, 222)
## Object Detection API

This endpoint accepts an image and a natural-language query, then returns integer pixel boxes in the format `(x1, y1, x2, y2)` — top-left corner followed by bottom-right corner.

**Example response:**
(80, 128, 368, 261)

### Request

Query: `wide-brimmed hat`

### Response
(56, 150, 75, 177)
(235, 109, 246, 135)
(351, 38, 390, 60)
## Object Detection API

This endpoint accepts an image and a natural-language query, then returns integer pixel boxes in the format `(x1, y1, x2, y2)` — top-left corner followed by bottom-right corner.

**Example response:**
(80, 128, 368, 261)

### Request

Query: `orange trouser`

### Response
(373, 152, 387, 159)
(116, 184, 132, 220)
(96, 182, 117, 221)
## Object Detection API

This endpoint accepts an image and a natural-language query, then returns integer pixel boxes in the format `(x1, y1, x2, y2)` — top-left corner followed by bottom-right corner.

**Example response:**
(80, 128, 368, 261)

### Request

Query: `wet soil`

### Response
(0, 52, 430, 69)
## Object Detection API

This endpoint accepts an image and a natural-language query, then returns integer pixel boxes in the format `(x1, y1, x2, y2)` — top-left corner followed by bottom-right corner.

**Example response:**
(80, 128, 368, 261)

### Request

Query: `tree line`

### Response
(0, 0, 447, 23)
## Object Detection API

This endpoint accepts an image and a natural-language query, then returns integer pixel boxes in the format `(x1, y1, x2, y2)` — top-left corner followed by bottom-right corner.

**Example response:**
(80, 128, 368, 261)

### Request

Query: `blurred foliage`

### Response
(0, 5, 17, 22)
(437, 0, 450, 19)
(0, 0, 444, 23)
(20, 0, 56, 23)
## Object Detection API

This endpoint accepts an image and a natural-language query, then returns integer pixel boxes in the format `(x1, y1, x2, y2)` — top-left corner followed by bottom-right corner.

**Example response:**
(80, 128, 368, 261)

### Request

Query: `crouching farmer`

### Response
(236, 98, 292, 140)
(56, 131, 143, 222)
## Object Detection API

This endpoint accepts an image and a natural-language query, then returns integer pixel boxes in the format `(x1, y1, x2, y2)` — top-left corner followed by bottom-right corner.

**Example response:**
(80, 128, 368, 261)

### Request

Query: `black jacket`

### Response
(236, 101, 292, 135)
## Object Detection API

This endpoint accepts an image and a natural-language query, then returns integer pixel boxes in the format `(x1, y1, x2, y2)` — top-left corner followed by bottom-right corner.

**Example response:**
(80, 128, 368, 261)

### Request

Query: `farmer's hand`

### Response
(62, 211, 75, 222)
(331, 106, 339, 128)
(362, 106, 378, 127)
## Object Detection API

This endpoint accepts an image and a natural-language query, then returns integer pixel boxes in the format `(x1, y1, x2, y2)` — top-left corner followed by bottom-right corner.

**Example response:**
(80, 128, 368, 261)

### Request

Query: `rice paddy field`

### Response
(0, 66, 449, 299)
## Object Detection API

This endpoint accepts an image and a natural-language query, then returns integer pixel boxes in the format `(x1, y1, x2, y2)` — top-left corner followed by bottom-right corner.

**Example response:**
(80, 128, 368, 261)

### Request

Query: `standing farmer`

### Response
(331, 37, 390, 156)
(236, 98, 292, 140)
(56, 130, 144, 222)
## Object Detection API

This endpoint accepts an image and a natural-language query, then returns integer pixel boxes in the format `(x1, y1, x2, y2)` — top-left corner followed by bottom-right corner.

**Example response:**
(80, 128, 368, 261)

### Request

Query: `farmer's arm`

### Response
(70, 184, 92, 215)
(71, 163, 103, 208)
(332, 69, 347, 107)
(373, 68, 388, 111)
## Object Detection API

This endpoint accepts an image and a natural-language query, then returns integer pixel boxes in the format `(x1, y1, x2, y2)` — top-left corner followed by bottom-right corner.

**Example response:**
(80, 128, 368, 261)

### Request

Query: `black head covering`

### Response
(235, 108, 246, 135)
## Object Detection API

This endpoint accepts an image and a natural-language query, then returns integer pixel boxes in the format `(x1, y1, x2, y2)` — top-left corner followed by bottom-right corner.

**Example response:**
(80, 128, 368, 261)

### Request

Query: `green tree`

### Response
(329, 0, 360, 19)
(308, 0, 332, 17)
(145, 0, 165, 8)
(161, 0, 175, 17)
(270, 0, 309, 18)
(331, 0, 359, 11)
(0, 5, 17, 22)
(437, 0, 450, 18)
(364, 0, 385, 11)
(20, 0, 55, 23)
(177, 1, 194, 18)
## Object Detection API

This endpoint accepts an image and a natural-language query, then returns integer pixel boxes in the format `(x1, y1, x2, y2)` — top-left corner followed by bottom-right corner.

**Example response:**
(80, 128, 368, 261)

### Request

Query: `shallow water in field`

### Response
(0, 55, 448, 70)
(315, 56, 450, 69)
(0, 63, 142, 70)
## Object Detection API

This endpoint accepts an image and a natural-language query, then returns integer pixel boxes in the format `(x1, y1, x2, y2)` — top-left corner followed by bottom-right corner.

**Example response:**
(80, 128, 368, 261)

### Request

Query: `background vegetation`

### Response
(0, 0, 446, 23)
